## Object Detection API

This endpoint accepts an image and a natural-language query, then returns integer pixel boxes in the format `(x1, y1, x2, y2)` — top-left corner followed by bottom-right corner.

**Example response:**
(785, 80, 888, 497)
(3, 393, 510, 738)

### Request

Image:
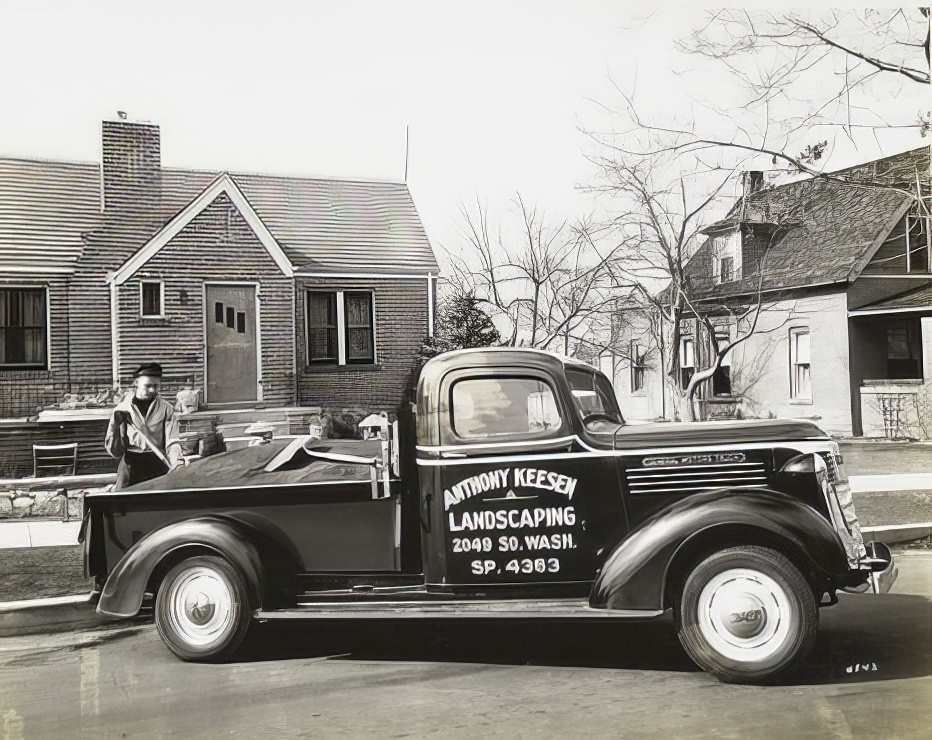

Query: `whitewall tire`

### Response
(155, 555, 253, 661)
(676, 546, 818, 684)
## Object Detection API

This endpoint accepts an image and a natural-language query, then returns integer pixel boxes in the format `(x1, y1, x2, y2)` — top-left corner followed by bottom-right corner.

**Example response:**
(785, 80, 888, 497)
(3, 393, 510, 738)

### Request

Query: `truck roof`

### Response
(422, 347, 597, 376)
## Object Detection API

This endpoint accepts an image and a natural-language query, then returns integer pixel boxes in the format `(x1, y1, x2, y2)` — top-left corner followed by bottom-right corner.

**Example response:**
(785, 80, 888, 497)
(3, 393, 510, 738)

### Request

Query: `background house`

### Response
(0, 119, 438, 423)
(605, 145, 932, 439)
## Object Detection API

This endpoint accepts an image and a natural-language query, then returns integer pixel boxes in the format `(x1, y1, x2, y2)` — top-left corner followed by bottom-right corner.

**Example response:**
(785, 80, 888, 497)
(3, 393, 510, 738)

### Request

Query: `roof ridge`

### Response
(227, 169, 408, 187)
(0, 154, 99, 168)
(0, 156, 409, 187)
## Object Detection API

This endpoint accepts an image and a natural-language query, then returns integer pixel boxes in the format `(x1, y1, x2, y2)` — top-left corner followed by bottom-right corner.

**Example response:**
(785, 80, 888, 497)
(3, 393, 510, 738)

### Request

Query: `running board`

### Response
(256, 599, 664, 621)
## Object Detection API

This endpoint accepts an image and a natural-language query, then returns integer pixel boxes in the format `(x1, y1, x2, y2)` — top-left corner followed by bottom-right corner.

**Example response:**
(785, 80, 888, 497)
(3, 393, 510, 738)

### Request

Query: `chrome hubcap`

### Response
(697, 568, 792, 664)
(167, 567, 235, 647)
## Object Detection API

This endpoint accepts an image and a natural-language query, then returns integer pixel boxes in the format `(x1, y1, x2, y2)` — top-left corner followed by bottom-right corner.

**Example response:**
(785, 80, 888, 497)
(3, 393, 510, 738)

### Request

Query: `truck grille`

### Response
(817, 452, 840, 483)
(625, 461, 769, 495)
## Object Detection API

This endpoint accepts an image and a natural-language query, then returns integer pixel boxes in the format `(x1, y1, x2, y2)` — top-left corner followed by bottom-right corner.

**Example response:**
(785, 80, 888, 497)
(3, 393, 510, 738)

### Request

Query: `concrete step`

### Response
(179, 406, 323, 437)
(216, 420, 292, 438)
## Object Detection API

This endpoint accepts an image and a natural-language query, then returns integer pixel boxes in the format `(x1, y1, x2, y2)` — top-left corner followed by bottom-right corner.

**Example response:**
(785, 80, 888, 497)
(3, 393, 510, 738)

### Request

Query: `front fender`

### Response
(590, 489, 849, 611)
(97, 516, 269, 619)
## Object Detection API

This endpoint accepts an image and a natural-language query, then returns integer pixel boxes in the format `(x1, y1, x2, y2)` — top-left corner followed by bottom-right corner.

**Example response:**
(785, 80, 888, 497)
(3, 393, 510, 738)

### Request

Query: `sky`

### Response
(0, 1, 927, 268)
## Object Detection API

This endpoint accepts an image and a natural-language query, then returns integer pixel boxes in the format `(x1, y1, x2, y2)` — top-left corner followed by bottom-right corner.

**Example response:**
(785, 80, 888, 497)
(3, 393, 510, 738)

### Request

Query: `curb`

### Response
(863, 522, 932, 545)
(0, 592, 107, 638)
(849, 474, 932, 492)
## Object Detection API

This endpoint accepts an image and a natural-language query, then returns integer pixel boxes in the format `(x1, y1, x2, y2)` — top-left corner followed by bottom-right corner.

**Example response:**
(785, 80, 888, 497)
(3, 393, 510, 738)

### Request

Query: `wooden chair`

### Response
(33, 442, 79, 478)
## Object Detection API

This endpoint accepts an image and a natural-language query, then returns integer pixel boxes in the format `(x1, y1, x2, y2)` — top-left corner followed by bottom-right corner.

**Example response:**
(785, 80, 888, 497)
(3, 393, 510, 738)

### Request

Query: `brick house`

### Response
(604, 145, 932, 439)
(0, 119, 439, 420)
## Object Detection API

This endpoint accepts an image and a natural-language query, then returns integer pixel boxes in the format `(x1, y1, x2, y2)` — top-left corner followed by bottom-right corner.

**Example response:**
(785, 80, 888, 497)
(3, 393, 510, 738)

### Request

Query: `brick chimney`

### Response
(100, 119, 161, 213)
(743, 170, 764, 197)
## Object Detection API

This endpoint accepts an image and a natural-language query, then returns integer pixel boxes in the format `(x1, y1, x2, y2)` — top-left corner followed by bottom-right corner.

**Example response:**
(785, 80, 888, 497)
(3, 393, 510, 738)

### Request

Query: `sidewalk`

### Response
(0, 519, 82, 549)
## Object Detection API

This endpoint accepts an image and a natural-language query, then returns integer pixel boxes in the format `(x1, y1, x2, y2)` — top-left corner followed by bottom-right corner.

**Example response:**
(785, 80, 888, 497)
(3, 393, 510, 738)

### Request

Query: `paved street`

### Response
(0, 552, 928, 739)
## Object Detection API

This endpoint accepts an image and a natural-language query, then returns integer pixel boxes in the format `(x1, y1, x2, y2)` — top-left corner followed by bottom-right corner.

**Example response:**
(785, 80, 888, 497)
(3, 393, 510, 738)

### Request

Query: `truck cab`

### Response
(82, 347, 896, 683)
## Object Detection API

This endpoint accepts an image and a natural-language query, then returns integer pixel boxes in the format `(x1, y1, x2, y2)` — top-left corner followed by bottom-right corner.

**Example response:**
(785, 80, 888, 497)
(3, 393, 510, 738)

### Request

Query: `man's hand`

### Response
(113, 409, 130, 426)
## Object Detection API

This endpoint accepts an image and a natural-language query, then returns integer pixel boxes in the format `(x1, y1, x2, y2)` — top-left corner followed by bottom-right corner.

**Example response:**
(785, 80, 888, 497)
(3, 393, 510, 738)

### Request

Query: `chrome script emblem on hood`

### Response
(641, 452, 747, 467)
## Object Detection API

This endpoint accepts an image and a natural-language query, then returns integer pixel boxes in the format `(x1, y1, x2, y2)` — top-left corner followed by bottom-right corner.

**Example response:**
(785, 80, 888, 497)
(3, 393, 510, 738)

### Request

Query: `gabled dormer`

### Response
(703, 170, 785, 285)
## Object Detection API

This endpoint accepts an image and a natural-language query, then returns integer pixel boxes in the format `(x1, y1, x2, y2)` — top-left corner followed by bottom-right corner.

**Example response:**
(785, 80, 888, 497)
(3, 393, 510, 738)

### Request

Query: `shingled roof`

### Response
(0, 157, 438, 276)
(0, 158, 103, 274)
(853, 282, 932, 312)
(685, 146, 929, 298)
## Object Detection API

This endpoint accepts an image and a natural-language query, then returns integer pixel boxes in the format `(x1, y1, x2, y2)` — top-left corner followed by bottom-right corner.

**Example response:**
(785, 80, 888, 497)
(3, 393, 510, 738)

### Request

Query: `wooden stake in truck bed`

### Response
(81, 347, 896, 684)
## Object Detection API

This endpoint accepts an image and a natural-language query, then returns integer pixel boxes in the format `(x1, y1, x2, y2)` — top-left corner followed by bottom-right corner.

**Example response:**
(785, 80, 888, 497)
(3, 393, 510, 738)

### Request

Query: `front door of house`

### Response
(205, 284, 258, 405)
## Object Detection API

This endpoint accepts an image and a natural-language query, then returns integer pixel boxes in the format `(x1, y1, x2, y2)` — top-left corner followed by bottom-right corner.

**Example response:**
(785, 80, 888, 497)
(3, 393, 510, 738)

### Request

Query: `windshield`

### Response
(565, 368, 624, 425)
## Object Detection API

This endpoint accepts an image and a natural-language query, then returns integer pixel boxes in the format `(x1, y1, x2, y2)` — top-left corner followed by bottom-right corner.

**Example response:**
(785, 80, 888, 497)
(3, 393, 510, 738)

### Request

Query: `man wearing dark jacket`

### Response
(105, 363, 184, 489)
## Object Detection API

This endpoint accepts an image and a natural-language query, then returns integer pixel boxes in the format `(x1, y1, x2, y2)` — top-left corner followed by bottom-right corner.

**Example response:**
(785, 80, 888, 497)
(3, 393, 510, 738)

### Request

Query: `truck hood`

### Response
(607, 418, 829, 450)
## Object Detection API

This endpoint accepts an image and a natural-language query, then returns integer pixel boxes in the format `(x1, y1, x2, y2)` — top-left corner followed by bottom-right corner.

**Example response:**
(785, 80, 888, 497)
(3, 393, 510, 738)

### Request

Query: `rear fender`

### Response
(97, 514, 300, 619)
(590, 489, 849, 611)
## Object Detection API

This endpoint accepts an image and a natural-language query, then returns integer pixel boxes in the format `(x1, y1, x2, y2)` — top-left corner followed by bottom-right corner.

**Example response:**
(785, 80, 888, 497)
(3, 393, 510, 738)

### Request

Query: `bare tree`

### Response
(578, 8, 930, 420)
(674, 8, 930, 169)
(585, 140, 826, 421)
(446, 195, 622, 356)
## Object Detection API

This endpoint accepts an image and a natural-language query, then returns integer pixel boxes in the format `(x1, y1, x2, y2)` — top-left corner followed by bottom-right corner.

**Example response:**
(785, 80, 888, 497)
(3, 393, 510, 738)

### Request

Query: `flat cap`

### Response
(133, 362, 163, 378)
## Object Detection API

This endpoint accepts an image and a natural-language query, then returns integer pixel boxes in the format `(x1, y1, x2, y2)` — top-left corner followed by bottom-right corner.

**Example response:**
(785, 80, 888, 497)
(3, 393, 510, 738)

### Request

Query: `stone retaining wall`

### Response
(0, 487, 104, 520)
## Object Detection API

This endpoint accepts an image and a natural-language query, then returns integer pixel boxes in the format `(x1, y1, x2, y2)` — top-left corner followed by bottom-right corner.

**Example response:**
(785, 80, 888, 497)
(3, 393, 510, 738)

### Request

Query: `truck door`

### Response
(420, 367, 624, 589)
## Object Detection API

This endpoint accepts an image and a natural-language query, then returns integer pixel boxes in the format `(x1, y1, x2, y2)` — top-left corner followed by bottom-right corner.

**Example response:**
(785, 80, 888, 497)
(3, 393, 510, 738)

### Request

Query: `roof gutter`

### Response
(293, 271, 439, 279)
(848, 304, 932, 317)
(427, 272, 435, 337)
(110, 280, 120, 388)
(688, 279, 845, 303)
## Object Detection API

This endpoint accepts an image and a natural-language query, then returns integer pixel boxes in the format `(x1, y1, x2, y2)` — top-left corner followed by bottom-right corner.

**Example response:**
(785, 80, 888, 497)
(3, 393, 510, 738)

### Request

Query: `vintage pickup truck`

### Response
(81, 347, 896, 683)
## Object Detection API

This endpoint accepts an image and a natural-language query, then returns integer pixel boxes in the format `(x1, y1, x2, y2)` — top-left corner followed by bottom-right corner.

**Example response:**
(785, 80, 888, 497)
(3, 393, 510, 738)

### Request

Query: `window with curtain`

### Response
(0, 288, 47, 368)
(307, 292, 338, 362)
(344, 292, 374, 363)
(306, 290, 375, 365)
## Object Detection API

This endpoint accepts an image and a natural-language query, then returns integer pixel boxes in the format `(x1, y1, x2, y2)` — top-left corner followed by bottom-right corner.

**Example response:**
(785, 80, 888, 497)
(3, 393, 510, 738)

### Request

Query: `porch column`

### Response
(923, 317, 932, 381)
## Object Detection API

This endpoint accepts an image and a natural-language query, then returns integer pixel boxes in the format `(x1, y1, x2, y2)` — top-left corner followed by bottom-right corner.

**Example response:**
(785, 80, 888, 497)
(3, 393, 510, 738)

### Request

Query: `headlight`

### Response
(780, 453, 820, 474)
(780, 449, 865, 564)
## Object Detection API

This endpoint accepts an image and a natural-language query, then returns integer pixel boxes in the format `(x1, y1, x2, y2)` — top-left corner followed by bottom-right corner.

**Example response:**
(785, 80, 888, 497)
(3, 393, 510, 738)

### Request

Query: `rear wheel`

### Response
(676, 546, 817, 684)
(155, 555, 254, 661)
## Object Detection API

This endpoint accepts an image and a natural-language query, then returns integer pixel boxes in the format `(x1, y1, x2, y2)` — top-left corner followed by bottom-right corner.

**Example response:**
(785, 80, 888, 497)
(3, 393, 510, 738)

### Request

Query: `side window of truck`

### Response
(451, 377, 562, 440)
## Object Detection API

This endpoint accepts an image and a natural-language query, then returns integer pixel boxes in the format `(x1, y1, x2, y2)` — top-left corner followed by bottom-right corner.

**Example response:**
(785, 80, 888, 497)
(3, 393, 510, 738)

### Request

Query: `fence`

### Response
(877, 393, 912, 440)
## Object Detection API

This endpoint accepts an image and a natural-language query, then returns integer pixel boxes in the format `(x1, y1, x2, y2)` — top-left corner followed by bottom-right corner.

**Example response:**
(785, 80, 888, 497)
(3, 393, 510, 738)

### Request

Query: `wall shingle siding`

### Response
(296, 276, 428, 412)
(116, 194, 295, 405)
(67, 219, 167, 384)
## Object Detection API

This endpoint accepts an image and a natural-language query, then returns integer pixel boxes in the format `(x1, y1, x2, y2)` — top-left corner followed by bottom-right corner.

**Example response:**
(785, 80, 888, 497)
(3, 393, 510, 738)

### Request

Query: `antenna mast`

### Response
(404, 125, 410, 182)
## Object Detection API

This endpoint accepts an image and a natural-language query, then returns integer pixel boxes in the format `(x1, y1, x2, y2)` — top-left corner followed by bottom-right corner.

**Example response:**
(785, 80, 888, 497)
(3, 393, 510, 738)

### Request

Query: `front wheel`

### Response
(155, 555, 254, 661)
(676, 546, 817, 684)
